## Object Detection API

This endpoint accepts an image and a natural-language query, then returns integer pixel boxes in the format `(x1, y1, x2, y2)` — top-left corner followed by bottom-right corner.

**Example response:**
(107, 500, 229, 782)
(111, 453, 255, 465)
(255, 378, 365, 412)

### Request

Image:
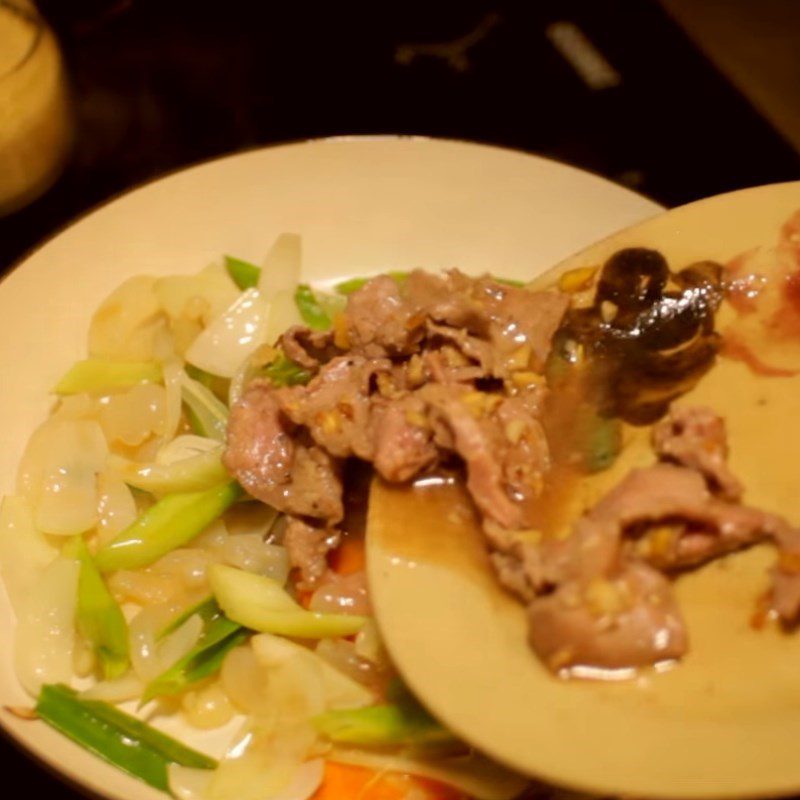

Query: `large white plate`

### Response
(0, 136, 660, 799)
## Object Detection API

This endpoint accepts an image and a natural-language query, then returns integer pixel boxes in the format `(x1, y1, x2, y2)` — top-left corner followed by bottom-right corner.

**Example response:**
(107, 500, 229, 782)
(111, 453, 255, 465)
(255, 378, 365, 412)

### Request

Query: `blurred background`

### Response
(0, 0, 799, 792)
(0, 0, 799, 272)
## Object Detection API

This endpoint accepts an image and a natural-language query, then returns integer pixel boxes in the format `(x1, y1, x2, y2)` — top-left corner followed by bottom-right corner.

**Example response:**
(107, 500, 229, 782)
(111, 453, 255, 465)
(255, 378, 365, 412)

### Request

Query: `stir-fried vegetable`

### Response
(54, 360, 163, 395)
(210, 564, 367, 638)
(64, 537, 129, 681)
(111, 447, 229, 496)
(94, 481, 243, 572)
(143, 611, 247, 703)
(36, 684, 216, 791)
(294, 284, 333, 330)
(263, 352, 312, 387)
(314, 704, 458, 748)
(315, 680, 456, 748)
(334, 271, 409, 295)
(224, 256, 260, 291)
(181, 373, 229, 441)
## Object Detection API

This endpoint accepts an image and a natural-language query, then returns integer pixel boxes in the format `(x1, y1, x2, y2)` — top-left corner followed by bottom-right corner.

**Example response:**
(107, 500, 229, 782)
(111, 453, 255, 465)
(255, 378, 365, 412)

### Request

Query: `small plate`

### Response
(0, 136, 659, 800)
(368, 181, 800, 800)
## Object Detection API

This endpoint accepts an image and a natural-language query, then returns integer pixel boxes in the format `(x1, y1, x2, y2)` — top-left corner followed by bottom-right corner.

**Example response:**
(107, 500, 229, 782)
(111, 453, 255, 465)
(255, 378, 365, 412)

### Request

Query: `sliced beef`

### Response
(223, 380, 294, 504)
(652, 405, 743, 501)
(371, 398, 439, 482)
(279, 326, 337, 371)
(224, 381, 344, 523)
(342, 276, 424, 357)
(482, 284, 570, 373)
(284, 516, 341, 589)
(276, 355, 391, 460)
(528, 562, 688, 670)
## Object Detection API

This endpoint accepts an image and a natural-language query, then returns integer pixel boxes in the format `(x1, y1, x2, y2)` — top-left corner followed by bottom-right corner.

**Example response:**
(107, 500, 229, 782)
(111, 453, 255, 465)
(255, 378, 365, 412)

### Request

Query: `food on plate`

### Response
(5, 210, 800, 799)
(0, 236, 529, 800)
(224, 232, 800, 675)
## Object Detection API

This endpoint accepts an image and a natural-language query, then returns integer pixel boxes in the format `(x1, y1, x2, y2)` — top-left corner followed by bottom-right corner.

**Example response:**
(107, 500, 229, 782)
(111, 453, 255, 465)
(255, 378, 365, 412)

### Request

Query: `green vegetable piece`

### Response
(492, 276, 525, 288)
(210, 563, 366, 638)
(94, 481, 243, 572)
(54, 360, 162, 395)
(142, 615, 247, 704)
(334, 271, 409, 295)
(181, 372, 229, 442)
(115, 448, 230, 496)
(583, 412, 622, 473)
(224, 255, 261, 290)
(294, 284, 333, 330)
(36, 684, 215, 791)
(313, 703, 458, 748)
(65, 538, 130, 680)
(263, 353, 312, 387)
(157, 596, 221, 640)
(185, 364, 217, 389)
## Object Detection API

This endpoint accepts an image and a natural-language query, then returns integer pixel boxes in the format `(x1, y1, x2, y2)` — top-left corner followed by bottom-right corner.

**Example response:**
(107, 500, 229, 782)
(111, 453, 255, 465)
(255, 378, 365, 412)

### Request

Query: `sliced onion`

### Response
(96, 471, 138, 544)
(185, 288, 271, 379)
(155, 263, 240, 330)
(14, 556, 80, 696)
(80, 671, 144, 703)
(88, 275, 167, 362)
(181, 681, 236, 730)
(97, 384, 167, 446)
(17, 418, 108, 536)
(169, 764, 213, 800)
(208, 720, 318, 800)
(0, 495, 57, 616)
(258, 234, 302, 300)
(216, 534, 289, 584)
(251, 634, 374, 711)
(161, 358, 184, 443)
(157, 434, 222, 464)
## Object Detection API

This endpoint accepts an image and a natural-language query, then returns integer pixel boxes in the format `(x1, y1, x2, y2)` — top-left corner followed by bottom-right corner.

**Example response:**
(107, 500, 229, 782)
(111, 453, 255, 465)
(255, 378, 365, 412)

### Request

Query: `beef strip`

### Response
(223, 380, 344, 523)
(279, 326, 337, 371)
(283, 516, 341, 590)
(651, 404, 743, 501)
(223, 266, 799, 676)
(513, 417, 800, 671)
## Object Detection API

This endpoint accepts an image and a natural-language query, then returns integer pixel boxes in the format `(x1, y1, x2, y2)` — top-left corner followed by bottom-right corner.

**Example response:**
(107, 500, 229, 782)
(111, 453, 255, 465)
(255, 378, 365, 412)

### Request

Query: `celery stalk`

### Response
(313, 704, 458, 748)
(181, 372, 229, 442)
(294, 284, 332, 330)
(262, 353, 312, 387)
(36, 684, 215, 790)
(334, 271, 409, 295)
(143, 614, 246, 703)
(112, 449, 230, 495)
(53, 360, 162, 395)
(209, 563, 366, 638)
(64, 537, 129, 680)
(94, 482, 243, 572)
(224, 255, 261, 290)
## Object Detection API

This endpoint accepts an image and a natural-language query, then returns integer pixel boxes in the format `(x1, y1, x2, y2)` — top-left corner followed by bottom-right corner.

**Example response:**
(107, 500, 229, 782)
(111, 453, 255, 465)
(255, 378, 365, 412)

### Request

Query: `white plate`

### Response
(0, 136, 660, 800)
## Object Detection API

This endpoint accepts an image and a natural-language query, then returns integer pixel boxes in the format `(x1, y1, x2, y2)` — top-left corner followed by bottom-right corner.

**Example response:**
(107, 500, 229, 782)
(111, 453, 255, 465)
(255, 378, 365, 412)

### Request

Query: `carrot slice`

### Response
(331, 536, 366, 576)
(311, 762, 464, 800)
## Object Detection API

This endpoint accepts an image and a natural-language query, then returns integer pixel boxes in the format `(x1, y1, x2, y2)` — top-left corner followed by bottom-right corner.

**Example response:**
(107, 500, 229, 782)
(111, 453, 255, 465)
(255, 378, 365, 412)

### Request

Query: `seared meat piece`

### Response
(279, 326, 337, 371)
(276, 356, 392, 460)
(422, 385, 550, 529)
(284, 516, 341, 589)
(528, 562, 688, 671)
(224, 381, 344, 523)
(652, 405, 743, 501)
(342, 276, 424, 357)
(223, 381, 294, 502)
(372, 398, 439, 482)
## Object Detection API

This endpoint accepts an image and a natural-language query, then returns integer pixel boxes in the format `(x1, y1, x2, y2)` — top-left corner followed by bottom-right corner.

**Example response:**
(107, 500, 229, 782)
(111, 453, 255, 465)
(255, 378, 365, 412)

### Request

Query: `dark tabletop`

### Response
(1, 0, 799, 795)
